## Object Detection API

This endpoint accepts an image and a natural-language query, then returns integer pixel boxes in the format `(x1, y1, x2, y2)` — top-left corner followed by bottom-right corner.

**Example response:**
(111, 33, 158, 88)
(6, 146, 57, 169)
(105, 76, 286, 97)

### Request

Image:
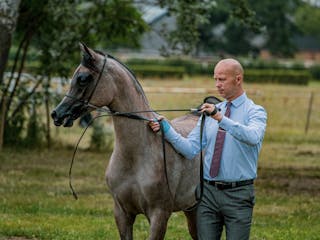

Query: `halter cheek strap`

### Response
(86, 57, 107, 105)
(65, 56, 107, 109)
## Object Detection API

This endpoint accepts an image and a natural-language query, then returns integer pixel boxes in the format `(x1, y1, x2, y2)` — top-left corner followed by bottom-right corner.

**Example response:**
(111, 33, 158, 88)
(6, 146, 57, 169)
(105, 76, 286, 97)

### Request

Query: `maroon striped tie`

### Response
(209, 102, 232, 177)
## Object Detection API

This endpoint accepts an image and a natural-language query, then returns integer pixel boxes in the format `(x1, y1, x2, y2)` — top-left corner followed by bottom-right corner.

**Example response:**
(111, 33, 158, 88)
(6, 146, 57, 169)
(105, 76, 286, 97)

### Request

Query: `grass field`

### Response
(0, 77, 320, 239)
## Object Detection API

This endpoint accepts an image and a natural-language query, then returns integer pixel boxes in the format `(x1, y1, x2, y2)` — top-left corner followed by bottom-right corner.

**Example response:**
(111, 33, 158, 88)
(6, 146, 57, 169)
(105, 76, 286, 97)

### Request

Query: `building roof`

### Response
(135, 1, 168, 25)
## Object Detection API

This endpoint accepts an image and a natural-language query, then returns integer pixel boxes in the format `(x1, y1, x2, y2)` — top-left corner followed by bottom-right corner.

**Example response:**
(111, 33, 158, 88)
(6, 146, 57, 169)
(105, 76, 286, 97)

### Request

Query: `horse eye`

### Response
(77, 74, 93, 87)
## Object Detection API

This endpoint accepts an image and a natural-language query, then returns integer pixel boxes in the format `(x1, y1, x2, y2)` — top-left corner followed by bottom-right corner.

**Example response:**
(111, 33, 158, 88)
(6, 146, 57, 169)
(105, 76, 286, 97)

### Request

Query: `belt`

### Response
(204, 179, 254, 190)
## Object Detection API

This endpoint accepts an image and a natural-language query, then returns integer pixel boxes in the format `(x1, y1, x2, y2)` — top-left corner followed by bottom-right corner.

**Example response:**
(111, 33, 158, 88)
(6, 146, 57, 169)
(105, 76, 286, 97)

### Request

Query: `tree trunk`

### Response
(0, 0, 21, 84)
(45, 77, 51, 148)
(5, 38, 30, 120)
(0, 97, 7, 151)
(0, 0, 21, 150)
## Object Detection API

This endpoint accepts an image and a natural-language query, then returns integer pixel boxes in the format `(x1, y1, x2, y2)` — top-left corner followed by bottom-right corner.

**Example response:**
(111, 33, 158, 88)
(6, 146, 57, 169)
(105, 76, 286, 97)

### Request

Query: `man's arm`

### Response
(219, 106, 267, 145)
(149, 117, 204, 160)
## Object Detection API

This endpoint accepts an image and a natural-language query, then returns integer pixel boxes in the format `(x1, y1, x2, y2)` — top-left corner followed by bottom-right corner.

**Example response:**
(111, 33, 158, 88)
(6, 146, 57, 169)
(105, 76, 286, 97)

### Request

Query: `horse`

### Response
(51, 43, 201, 240)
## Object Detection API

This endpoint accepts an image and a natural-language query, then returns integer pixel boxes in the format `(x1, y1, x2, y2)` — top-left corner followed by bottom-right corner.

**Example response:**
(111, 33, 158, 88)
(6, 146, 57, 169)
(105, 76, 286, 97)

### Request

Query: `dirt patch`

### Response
(257, 166, 320, 195)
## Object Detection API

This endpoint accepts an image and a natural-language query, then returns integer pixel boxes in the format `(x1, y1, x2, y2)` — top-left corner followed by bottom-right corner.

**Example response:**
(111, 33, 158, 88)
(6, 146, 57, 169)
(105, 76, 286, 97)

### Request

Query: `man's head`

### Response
(213, 58, 244, 101)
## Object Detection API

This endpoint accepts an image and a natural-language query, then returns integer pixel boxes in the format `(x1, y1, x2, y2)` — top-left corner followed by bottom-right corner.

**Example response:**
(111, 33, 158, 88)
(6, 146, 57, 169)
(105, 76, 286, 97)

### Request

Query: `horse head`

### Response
(51, 43, 114, 127)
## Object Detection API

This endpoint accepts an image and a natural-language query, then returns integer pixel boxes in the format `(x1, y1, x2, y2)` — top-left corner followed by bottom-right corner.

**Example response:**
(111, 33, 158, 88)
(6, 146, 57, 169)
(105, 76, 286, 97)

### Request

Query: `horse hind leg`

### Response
(184, 209, 198, 240)
(114, 201, 136, 240)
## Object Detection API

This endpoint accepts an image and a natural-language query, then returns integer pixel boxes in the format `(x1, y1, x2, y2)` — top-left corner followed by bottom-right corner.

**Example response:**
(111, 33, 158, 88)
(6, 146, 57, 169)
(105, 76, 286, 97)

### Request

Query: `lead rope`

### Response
(183, 113, 205, 212)
(159, 120, 173, 200)
(68, 111, 150, 199)
(69, 114, 108, 200)
(68, 109, 206, 205)
(68, 110, 166, 199)
(158, 114, 206, 212)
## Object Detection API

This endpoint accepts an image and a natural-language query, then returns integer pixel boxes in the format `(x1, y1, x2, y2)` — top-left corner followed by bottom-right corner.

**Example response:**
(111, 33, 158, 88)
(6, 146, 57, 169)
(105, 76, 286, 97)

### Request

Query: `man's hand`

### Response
(148, 116, 165, 132)
(200, 103, 223, 122)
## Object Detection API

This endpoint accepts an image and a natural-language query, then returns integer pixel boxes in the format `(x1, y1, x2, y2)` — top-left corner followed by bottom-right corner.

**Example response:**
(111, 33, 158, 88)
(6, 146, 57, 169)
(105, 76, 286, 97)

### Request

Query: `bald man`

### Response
(149, 59, 267, 240)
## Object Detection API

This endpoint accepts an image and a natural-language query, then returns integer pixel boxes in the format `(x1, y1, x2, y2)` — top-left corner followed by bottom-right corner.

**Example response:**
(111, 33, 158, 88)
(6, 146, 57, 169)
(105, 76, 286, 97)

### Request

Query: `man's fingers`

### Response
(148, 119, 161, 132)
(199, 103, 215, 115)
(149, 116, 165, 122)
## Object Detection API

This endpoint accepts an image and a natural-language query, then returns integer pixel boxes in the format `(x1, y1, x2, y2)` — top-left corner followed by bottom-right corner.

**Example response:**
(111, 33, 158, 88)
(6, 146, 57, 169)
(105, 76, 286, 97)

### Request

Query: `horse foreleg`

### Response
(184, 209, 198, 240)
(148, 209, 171, 240)
(114, 201, 136, 240)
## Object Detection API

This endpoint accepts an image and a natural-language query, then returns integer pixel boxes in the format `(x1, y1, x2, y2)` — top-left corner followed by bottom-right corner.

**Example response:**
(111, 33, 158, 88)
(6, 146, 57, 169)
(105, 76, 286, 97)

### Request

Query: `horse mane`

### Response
(93, 49, 150, 106)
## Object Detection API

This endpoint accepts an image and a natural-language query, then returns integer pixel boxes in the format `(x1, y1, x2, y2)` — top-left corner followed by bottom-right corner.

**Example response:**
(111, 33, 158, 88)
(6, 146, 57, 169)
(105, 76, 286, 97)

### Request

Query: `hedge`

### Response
(129, 63, 310, 85)
(129, 65, 185, 78)
(309, 65, 320, 80)
(244, 69, 311, 85)
(241, 59, 305, 70)
(7, 56, 312, 85)
(126, 58, 211, 76)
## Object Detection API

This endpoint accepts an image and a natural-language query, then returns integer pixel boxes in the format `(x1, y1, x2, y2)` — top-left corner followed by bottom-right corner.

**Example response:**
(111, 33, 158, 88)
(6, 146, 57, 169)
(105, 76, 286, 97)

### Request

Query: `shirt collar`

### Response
(225, 92, 247, 108)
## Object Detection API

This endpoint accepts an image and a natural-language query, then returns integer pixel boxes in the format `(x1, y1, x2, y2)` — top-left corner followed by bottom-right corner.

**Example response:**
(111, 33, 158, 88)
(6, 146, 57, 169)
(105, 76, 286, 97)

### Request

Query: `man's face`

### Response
(213, 63, 240, 101)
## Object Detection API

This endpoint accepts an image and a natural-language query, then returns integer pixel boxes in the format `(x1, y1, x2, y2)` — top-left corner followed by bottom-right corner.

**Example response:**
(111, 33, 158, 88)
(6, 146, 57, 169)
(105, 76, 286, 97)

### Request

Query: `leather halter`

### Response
(65, 56, 107, 110)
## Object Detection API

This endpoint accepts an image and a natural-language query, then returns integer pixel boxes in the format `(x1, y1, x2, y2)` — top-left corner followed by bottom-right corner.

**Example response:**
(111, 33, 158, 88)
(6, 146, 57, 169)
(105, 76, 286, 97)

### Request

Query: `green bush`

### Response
(130, 65, 185, 78)
(23, 106, 45, 148)
(309, 65, 320, 80)
(126, 58, 212, 76)
(4, 112, 25, 146)
(90, 121, 114, 152)
(126, 58, 311, 84)
(245, 69, 310, 85)
(241, 58, 305, 70)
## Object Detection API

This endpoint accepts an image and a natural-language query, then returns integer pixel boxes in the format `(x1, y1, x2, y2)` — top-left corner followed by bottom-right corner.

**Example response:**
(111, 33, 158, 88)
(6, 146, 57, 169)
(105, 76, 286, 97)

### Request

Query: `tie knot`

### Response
(226, 102, 232, 108)
(225, 102, 231, 117)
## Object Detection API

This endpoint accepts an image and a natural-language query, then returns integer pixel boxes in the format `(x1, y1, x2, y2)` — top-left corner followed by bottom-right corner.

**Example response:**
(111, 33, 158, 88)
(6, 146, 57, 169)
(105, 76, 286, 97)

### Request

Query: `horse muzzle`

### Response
(51, 110, 75, 127)
(51, 102, 87, 127)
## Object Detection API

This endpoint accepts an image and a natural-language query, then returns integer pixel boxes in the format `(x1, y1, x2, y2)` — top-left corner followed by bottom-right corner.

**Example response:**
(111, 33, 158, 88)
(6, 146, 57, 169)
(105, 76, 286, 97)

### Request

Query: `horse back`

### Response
(170, 114, 200, 136)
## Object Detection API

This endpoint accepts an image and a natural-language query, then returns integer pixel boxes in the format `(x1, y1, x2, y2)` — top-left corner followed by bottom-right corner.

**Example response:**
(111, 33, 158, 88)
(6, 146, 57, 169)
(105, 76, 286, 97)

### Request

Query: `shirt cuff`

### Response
(218, 115, 233, 131)
(160, 120, 171, 133)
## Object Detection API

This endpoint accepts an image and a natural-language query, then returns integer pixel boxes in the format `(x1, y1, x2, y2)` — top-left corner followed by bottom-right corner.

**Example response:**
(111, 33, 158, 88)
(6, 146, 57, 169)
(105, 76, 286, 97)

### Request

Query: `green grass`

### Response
(1, 78, 320, 239)
(0, 148, 194, 239)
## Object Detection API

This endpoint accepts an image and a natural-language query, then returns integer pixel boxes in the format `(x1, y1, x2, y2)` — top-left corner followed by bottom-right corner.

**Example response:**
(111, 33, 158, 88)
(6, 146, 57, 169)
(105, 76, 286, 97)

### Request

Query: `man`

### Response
(149, 58, 267, 240)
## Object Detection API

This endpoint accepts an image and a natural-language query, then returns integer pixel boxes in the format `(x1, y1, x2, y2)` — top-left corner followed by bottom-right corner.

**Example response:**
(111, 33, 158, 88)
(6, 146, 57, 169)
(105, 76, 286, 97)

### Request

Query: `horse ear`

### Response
(79, 42, 96, 60)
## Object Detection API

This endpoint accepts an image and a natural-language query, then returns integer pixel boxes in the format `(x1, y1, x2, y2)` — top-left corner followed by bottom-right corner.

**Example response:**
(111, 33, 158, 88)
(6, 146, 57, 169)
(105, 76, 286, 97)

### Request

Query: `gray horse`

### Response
(51, 43, 200, 239)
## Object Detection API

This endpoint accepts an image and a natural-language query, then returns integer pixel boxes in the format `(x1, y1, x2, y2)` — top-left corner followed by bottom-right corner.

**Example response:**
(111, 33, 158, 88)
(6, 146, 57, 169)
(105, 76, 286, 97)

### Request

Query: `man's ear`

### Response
(236, 74, 242, 84)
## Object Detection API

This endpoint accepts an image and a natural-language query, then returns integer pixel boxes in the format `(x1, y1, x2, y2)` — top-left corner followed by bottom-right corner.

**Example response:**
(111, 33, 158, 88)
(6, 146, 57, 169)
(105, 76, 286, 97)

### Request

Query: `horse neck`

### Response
(110, 78, 153, 117)
(107, 64, 155, 144)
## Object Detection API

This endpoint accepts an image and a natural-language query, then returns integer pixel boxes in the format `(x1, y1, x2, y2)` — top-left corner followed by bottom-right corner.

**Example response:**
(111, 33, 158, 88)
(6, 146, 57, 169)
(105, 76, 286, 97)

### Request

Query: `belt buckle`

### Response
(215, 181, 229, 190)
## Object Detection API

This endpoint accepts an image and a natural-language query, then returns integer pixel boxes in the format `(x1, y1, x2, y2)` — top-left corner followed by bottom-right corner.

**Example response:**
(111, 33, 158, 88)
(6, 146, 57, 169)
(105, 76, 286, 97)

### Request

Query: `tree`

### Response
(196, 0, 259, 56)
(160, 0, 259, 56)
(0, 0, 21, 84)
(0, 0, 21, 150)
(196, 0, 302, 57)
(0, 0, 259, 149)
(248, 0, 301, 57)
(0, 0, 148, 148)
(157, 0, 216, 55)
(295, 2, 320, 40)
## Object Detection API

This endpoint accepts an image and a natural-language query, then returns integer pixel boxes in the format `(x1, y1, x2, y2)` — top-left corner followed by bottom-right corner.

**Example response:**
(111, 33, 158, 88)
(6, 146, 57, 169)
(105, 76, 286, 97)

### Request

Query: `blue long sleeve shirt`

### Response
(163, 93, 267, 181)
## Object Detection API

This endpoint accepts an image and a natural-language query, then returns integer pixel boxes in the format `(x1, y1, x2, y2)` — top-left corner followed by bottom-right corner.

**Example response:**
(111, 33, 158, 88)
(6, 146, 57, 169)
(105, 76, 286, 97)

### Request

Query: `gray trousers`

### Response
(197, 182, 255, 240)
